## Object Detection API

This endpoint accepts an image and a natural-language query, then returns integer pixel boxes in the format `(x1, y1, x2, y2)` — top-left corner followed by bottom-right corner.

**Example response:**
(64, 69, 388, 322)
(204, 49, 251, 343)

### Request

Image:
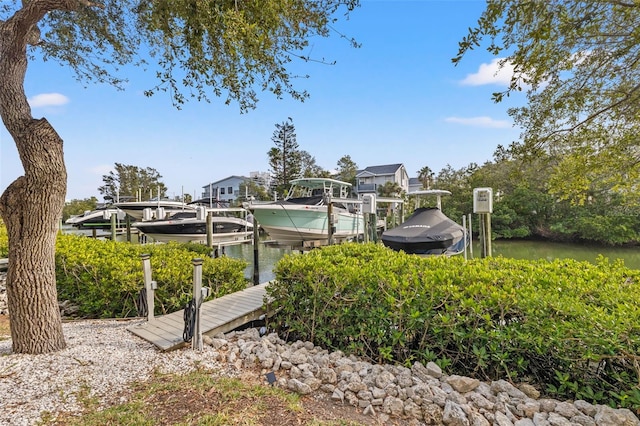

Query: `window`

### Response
(228, 186, 233, 194)
(220, 187, 226, 195)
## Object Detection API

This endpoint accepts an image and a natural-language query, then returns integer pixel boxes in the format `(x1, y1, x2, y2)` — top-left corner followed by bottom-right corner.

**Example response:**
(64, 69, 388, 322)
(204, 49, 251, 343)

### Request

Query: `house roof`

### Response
(356, 163, 404, 177)
(409, 177, 421, 185)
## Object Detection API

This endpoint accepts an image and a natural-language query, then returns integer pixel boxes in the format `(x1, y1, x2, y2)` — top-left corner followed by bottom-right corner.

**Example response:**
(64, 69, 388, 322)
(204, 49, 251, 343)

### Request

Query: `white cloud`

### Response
(445, 116, 511, 129)
(89, 164, 114, 176)
(460, 58, 514, 86)
(28, 93, 70, 108)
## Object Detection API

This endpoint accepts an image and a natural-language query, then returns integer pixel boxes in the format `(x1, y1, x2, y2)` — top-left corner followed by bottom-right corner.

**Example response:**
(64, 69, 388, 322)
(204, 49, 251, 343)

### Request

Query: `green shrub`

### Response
(55, 234, 248, 318)
(0, 218, 8, 258)
(267, 242, 640, 410)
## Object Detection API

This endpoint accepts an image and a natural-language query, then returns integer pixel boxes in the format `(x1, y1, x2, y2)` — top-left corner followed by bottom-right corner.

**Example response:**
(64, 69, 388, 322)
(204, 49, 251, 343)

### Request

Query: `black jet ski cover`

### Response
(381, 207, 465, 254)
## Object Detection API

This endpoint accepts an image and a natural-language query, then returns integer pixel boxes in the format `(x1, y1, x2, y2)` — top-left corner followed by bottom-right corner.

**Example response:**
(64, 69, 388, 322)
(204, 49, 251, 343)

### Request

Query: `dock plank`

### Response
(127, 283, 270, 351)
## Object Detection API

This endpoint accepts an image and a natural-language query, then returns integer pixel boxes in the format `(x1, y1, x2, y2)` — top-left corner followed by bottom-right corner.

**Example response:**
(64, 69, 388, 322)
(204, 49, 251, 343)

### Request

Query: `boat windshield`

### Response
(286, 178, 352, 200)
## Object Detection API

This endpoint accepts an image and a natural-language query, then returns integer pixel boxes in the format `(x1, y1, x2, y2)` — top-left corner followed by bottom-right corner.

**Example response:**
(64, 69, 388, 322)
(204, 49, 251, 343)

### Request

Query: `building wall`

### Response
(356, 164, 409, 194)
(202, 176, 248, 203)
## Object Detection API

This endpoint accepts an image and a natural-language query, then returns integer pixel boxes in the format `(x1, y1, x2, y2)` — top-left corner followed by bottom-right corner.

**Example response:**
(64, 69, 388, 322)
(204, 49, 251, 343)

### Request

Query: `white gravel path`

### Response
(0, 319, 226, 426)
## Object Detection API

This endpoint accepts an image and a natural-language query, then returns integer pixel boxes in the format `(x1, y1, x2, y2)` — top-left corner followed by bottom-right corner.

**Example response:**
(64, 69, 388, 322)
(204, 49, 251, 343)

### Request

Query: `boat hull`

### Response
(250, 203, 365, 246)
(114, 201, 196, 221)
(133, 216, 253, 244)
(381, 207, 465, 255)
(65, 208, 123, 230)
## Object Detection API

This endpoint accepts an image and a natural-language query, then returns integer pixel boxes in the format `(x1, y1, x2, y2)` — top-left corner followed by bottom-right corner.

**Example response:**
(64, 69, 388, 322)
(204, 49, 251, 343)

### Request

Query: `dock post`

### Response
(126, 216, 131, 242)
(206, 211, 213, 248)
(252, 215, 260, 285)
(363, 213, 370, 243)
(327, 198, 334, 245)
(468, 213, 473, 258)
(462, 215, 468, 261)
(110, 212, 117, 241)
(371, 212, 378, 243)
(485, 213, 492, 257)
(192, 258, 204, 351)
(141, 254, 155, 321)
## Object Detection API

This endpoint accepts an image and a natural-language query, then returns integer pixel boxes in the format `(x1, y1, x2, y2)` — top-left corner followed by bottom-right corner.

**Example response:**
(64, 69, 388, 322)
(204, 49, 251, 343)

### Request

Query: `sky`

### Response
(0, 0, 526, 202)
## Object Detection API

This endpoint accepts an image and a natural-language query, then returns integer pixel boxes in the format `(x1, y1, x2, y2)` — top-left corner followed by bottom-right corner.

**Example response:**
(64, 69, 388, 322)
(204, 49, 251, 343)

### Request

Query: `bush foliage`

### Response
(0, 218, 7, 258)
(55, 234, 248, 318)
(267, 243, 640, 410)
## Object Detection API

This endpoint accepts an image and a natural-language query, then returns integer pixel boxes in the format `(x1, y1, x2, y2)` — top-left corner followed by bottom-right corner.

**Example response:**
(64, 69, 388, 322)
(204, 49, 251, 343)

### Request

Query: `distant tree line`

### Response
(416, 150, 639, 247)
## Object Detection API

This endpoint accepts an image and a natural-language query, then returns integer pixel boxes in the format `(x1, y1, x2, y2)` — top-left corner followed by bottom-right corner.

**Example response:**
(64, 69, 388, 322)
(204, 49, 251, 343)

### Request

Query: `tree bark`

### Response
(0, 121, 67, 354)
(0, 2, 69, 353)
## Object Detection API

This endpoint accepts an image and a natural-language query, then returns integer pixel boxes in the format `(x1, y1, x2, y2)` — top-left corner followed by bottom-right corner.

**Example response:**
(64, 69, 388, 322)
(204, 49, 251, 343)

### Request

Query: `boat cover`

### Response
(381, 207, 465, 255)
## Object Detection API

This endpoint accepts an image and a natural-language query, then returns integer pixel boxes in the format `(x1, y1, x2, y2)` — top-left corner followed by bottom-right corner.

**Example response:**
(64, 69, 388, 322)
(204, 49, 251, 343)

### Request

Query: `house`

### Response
(408, 177, 423, 193)
(248, 171, 272, 189)
(201, 175, 249, 204)
(355, 163, 410, 195)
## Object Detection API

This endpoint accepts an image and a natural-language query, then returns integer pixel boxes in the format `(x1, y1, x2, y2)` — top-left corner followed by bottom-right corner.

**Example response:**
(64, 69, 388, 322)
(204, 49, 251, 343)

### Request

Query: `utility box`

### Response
(473, 188, 493, 213)
(362, 194, 376, 214)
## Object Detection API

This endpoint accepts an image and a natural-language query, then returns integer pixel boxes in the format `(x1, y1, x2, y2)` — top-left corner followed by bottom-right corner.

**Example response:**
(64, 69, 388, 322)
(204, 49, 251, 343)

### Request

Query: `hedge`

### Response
(267, 242, 640, 410)
(55, 234, 248, 318)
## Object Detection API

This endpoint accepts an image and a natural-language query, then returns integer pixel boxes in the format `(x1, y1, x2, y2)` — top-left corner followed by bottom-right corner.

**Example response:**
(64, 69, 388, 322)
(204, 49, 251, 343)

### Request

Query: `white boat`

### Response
(65, 206, 126, 230)
(247, 178, 365, 247)
(132, 207, 253, 244)
(113, 199, 196, 221)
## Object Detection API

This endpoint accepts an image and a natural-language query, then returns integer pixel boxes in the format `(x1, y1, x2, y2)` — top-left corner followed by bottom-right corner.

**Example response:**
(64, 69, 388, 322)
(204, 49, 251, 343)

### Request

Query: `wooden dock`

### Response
(127, 283, 269, 351)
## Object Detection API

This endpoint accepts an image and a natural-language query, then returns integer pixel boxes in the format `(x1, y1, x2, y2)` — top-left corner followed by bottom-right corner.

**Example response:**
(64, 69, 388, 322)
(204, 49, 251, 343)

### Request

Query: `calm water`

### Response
(469, 239, 640, 270)
(225, 239, 640, 283)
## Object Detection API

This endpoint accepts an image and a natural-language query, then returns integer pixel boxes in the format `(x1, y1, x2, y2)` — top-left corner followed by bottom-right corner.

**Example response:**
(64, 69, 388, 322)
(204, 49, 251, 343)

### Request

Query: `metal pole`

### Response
(486, 213, 492, 257)
(462, 215, 467, 261)
(110, 212, 117, 241)
(192, 258, 203, 351)
(206, 211, 213, 248)
(327, 197, 334, 245)
(252, 215, 260, 285)
(141, 254, 155, 321)
(468, 213, 473, 259)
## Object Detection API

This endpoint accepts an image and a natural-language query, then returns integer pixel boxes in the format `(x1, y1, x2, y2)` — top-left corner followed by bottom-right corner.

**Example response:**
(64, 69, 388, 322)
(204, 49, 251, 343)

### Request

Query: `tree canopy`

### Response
(9, 0, 360, 111)
(336, 155, 358, 186)
(454, 0, 640, 206)
(99, 163, 167, 202)
(268, 118, 302, 196)
(417, 166, 434, 190)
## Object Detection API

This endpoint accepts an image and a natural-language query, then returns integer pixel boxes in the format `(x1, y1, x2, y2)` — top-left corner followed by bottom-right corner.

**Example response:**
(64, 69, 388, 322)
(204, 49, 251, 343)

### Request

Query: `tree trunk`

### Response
(0, 120, 67, 354)
(0, 3, 69, 354)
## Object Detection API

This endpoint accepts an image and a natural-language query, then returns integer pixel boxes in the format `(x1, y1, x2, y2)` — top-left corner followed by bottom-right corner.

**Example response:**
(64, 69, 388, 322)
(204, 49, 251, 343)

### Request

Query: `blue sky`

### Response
(0, 0, 524, 201)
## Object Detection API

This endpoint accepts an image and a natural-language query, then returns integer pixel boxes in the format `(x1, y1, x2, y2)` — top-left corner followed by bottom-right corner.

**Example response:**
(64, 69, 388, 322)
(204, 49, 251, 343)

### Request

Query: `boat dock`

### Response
(127, 283, 269, 351)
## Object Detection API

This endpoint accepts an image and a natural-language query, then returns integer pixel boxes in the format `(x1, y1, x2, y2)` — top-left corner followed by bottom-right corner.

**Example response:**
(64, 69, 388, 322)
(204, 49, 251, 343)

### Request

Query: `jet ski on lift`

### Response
(381, 190, 466, 255)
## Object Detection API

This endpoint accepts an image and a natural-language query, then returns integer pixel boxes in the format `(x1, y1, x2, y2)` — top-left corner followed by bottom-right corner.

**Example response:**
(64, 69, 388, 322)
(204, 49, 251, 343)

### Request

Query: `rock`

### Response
(287, 378, 312, 395)
(447, 375, 480, 393)
(422, 403, 444, 425)
(442, 400, 470, 426)
(426, 361, 443, 378)
(517, 383, 540, 399)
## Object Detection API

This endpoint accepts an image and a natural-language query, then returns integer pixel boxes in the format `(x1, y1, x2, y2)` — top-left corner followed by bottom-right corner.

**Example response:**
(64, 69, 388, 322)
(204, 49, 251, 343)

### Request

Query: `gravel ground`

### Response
(0, 319, 231, 426)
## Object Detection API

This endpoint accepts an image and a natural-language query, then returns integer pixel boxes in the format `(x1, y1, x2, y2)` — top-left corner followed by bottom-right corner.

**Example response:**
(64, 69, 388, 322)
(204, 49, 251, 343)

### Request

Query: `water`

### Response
(223, 242, 292, 283)
(471, 239, 640, 270)
(225, 239, 640, 283)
